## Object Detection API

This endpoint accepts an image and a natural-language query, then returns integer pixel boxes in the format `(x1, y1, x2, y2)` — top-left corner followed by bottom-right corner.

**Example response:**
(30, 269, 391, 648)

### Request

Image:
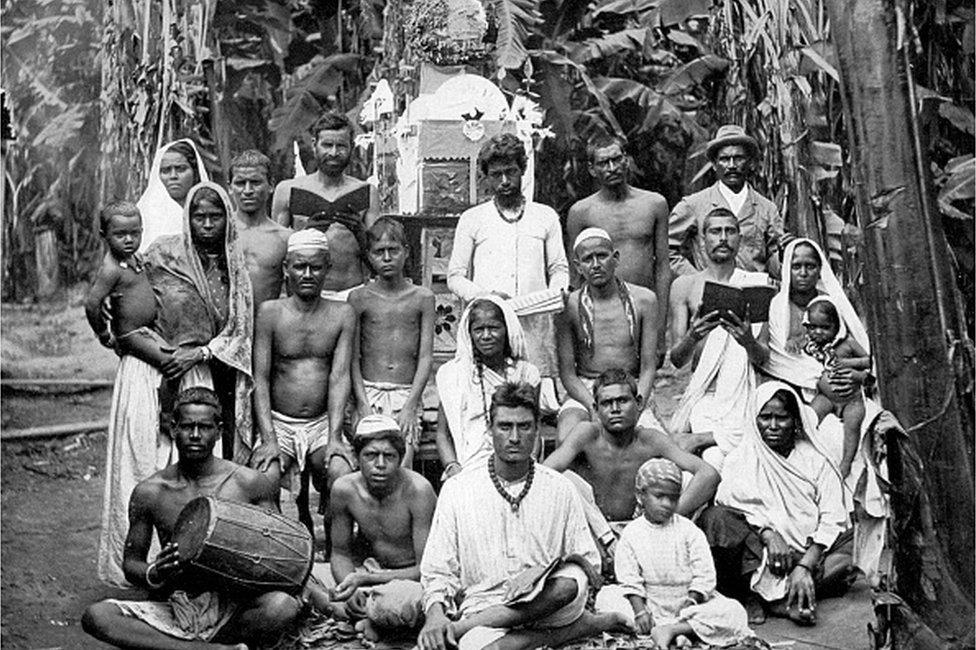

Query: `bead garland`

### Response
(488, 455, 534, 512)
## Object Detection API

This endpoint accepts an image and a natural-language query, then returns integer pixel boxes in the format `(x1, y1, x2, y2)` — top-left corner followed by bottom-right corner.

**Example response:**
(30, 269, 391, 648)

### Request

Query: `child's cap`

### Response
(635, 458, 682, 492)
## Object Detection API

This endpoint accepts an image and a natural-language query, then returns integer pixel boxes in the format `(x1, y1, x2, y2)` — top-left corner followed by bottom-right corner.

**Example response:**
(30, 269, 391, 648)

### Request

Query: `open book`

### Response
(700, 281, 777, 322)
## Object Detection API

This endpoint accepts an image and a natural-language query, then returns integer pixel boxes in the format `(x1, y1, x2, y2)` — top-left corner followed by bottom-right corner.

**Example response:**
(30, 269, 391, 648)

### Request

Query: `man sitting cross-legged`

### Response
(545, 369, 719, 560)
(555, 228, 662, 444)
(329, 414, 437, 640)
(82, 387, 305, 650)
(418, 382, 632, 650)
(251, 228, 356, 534)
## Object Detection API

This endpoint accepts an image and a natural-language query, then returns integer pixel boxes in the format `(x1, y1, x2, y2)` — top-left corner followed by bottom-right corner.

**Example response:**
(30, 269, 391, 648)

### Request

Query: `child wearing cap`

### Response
(596, 458, 753, 648)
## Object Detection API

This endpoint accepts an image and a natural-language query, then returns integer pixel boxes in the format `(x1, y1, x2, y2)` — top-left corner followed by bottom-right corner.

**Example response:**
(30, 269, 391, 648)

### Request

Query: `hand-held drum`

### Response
(172, 497, 313, 595)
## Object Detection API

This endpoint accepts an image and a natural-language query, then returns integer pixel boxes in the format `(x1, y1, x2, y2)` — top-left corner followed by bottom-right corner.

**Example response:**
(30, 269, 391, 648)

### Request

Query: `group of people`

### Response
(79, 112, 889, 649)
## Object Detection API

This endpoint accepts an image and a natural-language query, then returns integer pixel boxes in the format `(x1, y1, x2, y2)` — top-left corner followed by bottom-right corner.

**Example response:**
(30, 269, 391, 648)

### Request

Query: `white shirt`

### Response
(447, 201, 569, 301)
(420, 462, 599, 616)
(717, 182, 749, 216)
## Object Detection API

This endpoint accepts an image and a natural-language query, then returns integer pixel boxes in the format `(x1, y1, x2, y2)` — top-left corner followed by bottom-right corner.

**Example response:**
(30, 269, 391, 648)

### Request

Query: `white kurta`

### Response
(420, 463, 599, 617)
(447, 201, 569, 376)
(610, 515, 752, 646)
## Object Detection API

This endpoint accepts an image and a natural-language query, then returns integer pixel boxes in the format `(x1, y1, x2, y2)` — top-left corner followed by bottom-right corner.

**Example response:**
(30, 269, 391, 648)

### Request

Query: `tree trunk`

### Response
(825, 0, 974, 639)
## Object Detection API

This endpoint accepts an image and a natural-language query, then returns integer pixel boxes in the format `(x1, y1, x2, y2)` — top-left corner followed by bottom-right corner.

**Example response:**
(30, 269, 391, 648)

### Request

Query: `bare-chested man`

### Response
(271, 112, 379, 299)
(545, 369, 718, 538)
(555, 228, 661, 443)
(82, 387, 302, 650)
(330, 415, 436, 639)
(230, 150, 292, 305)
(251, 229, 356, 532)
(669, 208, 770, 471)
(349, 217, 435, 468)
(566, 136, 671, 352)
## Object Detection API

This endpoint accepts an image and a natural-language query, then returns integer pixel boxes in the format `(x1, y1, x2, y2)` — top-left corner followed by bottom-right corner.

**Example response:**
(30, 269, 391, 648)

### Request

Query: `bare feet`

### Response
(767, 599, 816, 626)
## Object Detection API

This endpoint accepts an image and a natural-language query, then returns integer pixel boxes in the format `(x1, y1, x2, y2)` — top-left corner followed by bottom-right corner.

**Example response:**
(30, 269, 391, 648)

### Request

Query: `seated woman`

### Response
(697, 382, 855, 626)
(434, 296, 541, 478)
(760, 238, 889, 583)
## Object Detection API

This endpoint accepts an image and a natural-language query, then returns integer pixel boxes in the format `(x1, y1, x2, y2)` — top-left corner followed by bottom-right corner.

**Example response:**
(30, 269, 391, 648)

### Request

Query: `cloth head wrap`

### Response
(573, 227, 613, 251)
(287, 228, 330, 254)
(635, 458, 682, 492)
(354, 414, 402, 441)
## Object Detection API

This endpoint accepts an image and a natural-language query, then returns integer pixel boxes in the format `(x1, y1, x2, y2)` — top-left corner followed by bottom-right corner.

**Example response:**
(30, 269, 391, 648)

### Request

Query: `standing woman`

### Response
(137, 139, 209, 253)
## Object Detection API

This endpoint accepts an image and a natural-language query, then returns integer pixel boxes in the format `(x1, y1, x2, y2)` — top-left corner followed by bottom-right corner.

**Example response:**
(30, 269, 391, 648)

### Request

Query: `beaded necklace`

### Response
(488, 455, 534, 512)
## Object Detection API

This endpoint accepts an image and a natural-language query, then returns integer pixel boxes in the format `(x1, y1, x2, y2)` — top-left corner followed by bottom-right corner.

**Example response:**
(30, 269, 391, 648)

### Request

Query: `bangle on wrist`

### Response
(145, 562, 164, 589)
(795, 563, 813, 574)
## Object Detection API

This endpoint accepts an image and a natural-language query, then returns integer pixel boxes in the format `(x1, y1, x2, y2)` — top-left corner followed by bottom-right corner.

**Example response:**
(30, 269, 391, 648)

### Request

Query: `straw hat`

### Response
(706, 124, 759, 160)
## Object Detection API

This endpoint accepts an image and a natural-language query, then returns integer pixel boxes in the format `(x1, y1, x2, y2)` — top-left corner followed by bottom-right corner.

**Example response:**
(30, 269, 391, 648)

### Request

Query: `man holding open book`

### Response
(667, 208, 772, 472)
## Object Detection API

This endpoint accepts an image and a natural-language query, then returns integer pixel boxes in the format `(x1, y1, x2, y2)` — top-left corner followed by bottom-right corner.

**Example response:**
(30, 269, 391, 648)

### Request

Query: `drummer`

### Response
(82, 387, 309, 649)
(329, 415, 437, 639)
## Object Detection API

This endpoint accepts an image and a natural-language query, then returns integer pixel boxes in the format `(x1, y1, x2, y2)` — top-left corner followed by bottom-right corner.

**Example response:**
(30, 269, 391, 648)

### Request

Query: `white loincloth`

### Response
(363, 380, 422, 449)
(271, 410, 331, 494)
(106, 591, 237, 641)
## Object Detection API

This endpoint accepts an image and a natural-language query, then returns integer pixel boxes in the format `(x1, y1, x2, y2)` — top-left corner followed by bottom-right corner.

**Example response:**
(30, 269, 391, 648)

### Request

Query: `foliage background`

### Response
(2, 0, 973, 339)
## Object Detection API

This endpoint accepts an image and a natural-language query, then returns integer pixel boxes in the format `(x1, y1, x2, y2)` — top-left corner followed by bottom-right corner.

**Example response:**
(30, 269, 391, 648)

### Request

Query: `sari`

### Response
(144, 182, 255, 463)
(137, 139, 209, 253)
(715, 381, 849, 601)
(763, 238, 888, 583)
(435, 295, 541, 468)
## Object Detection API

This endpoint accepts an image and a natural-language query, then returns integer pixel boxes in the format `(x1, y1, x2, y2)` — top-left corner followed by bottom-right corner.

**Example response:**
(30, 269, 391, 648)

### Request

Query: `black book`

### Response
(700, 281, 777, 322)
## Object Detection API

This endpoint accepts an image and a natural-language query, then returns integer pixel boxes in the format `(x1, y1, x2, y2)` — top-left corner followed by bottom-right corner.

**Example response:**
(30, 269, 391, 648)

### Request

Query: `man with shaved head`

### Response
(554, 228, 662, 444)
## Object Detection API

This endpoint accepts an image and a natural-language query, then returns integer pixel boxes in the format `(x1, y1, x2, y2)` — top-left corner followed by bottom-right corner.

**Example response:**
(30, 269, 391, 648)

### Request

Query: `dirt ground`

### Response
(0, 300, 874, 650)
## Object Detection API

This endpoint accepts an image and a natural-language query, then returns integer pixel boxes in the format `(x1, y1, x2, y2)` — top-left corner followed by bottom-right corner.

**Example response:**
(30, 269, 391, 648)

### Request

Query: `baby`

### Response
(599, 458, 752, 649)
(84, 201, 172, 365)
(802, 296, 871, 478)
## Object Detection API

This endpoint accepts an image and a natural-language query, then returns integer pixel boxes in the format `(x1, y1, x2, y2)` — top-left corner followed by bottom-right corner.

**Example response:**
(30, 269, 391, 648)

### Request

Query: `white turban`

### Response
(287, 228, 329, 254)
(573, 227, 613, 251)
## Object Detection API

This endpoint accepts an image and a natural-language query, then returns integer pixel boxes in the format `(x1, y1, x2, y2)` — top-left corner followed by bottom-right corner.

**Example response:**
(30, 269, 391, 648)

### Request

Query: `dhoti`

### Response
(106, 591, 237, 642)
(363, 380, 422, 450)
(271, 410, 332, 494)
(97, 347, 171, 587)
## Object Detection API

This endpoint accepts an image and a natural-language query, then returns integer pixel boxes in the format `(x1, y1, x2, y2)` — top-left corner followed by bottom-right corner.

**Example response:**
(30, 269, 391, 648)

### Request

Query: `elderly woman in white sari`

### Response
(137, 139, 209, 253)
(434, 296, 541, 478)
(760, 238, 889, 584)
(697, 382, 854, 627)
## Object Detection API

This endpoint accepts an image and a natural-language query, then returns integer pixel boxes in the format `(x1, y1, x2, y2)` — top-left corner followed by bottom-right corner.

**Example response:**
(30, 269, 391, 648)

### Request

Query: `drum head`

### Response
(172, 496, 213, 561)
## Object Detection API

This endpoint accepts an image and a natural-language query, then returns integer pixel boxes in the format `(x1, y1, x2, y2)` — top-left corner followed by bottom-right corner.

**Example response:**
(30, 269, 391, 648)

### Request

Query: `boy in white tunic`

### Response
(598, 459, 752, 648)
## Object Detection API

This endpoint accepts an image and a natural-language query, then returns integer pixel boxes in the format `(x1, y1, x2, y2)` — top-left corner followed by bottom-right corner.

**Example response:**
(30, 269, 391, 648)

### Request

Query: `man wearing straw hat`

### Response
(668, 124, 784, 277)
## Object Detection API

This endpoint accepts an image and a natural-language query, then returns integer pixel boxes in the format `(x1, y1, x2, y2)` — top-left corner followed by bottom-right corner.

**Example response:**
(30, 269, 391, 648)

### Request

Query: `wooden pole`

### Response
(825, 0, 974, 638)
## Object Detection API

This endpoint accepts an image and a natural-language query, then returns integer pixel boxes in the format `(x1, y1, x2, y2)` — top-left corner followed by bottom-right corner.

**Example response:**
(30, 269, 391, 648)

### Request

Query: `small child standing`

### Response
(598, 458, 752, 649)
(84, 201, 177, 586)
(802, 296, 871, 478)
(348, 218, 435, 467)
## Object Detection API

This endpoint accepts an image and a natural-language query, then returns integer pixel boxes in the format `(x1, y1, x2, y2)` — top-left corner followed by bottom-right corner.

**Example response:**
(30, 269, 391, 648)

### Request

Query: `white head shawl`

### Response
(137, 139, 209, 253)
(765, 238, 870, 390)
(435, 295, 540, 467)
(716, 380, 846, 552)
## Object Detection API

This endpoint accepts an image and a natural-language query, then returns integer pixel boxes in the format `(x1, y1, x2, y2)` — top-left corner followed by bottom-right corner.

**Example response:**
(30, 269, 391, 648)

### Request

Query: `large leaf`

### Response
(938, 155, 975, 220)
(938, 102, 975, 135)
(591, 0, 657, 19)
(658, 0, 711, 26)
(534, 50, 625, 137)
(31, 104, 86, 150)
(570, 28, 648, 63)
(488, 0, 543, 69)
(267, 54, 364, 152)
(659, 54, 729, 94)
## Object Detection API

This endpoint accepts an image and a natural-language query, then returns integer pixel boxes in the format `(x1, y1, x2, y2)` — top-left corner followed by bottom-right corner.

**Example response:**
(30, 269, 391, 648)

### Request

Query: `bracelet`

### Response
(198, 346, 213, 362)
(145, 562, 165, 589)
(440, 461, 461, 481)
(795, 563, 813, 574)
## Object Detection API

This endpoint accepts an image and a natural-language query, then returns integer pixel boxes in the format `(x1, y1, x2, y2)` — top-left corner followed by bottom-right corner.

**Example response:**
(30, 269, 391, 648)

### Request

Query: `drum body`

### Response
(173, 497, 313, 595)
